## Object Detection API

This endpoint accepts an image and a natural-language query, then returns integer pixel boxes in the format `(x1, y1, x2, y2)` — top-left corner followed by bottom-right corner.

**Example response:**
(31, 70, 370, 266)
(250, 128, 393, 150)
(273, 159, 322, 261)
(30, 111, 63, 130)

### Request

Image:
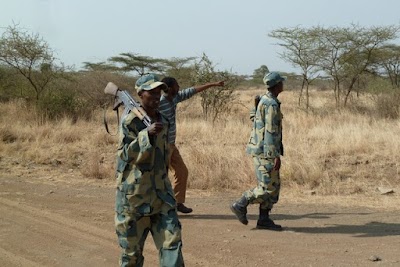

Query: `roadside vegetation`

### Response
(1, 23, 399, 197)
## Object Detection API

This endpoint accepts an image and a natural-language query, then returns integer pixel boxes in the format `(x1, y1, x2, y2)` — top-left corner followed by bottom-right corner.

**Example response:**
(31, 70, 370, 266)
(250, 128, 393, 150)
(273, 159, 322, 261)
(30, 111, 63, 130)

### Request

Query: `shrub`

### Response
(37, 90, 93, 121)
(374, 91, 400, 119)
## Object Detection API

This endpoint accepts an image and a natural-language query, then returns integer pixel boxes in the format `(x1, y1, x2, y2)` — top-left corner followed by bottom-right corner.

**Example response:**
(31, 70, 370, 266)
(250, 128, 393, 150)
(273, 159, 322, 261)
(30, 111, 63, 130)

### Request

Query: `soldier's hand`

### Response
(147, 122, 163, 135)
(273, 157, 281, 171)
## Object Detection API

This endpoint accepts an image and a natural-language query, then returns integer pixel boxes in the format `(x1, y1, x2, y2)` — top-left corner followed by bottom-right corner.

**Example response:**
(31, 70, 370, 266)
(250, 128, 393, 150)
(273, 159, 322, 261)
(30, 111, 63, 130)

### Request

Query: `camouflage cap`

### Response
(263, 72, 287, 89)
(135, 73, 167, 93)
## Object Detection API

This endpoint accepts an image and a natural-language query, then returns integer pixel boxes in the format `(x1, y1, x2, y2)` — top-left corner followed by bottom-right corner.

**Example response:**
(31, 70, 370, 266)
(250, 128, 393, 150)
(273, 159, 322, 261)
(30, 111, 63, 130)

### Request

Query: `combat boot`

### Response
(256, 208, 282, 231)
(230, 196, 249, 225)
(177, 203, 193, 214)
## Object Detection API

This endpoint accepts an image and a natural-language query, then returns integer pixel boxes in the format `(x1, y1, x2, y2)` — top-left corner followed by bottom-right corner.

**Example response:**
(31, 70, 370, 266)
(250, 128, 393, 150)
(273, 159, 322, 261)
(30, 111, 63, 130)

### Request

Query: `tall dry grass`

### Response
(0, 100, 117, 180)
(1, 88, 399, 198)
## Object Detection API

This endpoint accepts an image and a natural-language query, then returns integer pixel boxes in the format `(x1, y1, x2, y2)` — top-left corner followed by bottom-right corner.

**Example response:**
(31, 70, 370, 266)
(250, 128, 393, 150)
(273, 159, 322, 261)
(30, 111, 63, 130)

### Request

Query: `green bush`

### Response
(37, 90, 93, 121)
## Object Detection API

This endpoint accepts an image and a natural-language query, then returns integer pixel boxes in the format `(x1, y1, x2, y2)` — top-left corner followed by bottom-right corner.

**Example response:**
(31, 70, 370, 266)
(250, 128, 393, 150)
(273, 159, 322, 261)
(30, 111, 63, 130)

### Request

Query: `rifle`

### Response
(254, 95, 261, 109)
(249, 95, 261, 122)
(104, 82, 152, 134)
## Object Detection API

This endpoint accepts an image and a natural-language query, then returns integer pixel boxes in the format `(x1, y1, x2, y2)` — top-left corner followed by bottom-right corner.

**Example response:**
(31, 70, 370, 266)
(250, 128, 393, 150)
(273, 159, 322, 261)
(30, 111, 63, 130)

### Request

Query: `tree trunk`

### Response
(344, 77, 357, 106)
(298, 78, 305, 106)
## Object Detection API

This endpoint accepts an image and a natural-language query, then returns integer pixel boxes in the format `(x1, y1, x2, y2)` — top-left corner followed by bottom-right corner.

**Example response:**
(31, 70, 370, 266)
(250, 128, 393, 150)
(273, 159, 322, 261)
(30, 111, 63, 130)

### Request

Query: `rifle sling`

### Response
(103, 96, 120, 136)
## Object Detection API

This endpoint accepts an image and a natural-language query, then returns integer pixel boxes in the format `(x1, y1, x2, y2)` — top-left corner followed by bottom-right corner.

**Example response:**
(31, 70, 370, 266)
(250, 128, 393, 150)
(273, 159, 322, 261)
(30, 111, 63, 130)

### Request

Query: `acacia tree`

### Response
(269, 26, 322, 109)
(314, 26, 350, 107)
(372, 44, 400, 89)
(82, 61, 119, 72)
(108, 52, 165, 76)
(0, 24, 64, 101)
(339, 25, 399, 105)
(270, 25, 399, 107)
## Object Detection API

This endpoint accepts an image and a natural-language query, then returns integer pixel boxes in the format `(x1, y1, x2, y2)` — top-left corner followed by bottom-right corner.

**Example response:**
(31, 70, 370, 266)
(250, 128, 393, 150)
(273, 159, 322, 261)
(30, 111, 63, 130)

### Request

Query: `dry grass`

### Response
(1, 89, 400, 201)
(175, 88, 400, 197)
(0, 100, 118, 180)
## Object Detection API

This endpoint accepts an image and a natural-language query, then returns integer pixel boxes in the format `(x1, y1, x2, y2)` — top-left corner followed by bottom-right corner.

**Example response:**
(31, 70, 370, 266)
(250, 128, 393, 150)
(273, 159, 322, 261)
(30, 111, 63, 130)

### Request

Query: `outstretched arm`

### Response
(194, 81, 225, 93)
(176, 81, 225, 103)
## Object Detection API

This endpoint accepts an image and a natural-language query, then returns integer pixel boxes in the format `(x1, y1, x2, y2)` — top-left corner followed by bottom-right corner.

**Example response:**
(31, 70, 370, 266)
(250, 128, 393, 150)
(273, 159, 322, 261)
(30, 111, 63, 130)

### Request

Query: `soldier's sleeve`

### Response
(117, 113, 153, 164)
(263, 104, 281, 159)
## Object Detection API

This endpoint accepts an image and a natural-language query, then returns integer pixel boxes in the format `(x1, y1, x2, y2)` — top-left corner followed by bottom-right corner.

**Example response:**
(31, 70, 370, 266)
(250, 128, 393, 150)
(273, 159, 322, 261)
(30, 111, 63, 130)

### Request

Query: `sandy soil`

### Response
(1, 172, 400, 267)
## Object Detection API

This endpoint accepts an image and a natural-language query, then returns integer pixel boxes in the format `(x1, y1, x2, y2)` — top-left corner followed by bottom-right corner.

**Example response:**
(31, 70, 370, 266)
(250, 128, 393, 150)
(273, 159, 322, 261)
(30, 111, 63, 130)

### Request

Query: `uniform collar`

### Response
(266, 91, 281, 104)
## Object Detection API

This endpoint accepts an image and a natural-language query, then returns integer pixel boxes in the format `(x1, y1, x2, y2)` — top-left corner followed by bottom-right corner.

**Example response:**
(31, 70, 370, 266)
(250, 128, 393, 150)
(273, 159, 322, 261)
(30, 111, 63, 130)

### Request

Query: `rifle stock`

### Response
(104, 82, 152, 127)
(104, 82, 119, 96)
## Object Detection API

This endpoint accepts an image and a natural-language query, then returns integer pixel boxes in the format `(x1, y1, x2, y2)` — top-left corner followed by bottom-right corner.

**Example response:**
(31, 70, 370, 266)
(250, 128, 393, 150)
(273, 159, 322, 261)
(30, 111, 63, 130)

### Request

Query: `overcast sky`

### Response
(1, 0, 400, 75)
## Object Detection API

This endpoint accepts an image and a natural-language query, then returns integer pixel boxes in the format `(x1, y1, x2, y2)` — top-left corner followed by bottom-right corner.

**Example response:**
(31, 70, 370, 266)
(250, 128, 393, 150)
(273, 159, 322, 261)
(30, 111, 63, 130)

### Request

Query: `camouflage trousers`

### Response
(243, 156, 281, 210)
(115, 202, 184, 267)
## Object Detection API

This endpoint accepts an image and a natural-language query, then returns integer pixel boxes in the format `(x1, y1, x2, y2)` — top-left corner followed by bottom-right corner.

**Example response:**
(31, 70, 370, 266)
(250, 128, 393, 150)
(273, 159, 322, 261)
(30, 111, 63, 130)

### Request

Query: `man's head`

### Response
(135, 73, 167, 94)
(135, 73, 167, 109)
(263, 72, 286, 89)
(263, 72, 286, 96)
(161, 77, 180, 97)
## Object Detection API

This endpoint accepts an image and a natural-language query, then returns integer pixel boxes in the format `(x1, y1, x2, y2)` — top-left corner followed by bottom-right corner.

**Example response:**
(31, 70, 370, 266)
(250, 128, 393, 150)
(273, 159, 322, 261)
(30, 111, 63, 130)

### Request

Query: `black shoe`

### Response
(177, 203, 193, 214)
(230, 202, 248, 225)
(256, 218, 283, 231)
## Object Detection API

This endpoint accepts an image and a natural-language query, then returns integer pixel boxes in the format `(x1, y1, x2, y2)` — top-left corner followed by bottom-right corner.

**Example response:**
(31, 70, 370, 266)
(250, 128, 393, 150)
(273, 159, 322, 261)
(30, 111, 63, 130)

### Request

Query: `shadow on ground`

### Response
(285, 221, 400, 237)
(181, 213, 400, 238)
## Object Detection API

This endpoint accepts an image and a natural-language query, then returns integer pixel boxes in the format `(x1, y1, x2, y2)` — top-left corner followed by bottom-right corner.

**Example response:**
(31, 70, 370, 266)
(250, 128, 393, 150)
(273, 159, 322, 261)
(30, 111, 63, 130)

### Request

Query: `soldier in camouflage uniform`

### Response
(230, 72, 286, 231)
(114, 73, 184, 266)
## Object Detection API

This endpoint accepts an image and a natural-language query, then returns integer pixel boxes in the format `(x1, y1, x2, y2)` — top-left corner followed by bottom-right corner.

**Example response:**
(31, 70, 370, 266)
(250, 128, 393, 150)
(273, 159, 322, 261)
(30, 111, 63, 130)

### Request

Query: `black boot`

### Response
(230, 196, 249, 225)
(256, 208, 282, 231)
(177, 203, 193, 214)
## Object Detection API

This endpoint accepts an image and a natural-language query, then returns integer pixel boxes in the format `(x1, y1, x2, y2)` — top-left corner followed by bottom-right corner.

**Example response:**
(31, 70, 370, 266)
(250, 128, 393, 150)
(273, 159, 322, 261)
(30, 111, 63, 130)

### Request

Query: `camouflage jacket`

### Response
(114, 111, 175, 216)
(246, 91, 284, 159)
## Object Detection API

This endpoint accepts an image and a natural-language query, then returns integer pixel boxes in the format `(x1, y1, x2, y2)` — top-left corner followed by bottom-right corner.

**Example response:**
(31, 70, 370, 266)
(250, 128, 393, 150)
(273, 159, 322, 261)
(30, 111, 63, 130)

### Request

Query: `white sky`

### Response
(1, 0, 400, 75)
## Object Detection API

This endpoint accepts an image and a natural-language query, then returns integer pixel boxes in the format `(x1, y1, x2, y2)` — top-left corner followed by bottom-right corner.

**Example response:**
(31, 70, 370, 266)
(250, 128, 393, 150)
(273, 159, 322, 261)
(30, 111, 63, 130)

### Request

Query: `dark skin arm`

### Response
(194, 81, 225, 93)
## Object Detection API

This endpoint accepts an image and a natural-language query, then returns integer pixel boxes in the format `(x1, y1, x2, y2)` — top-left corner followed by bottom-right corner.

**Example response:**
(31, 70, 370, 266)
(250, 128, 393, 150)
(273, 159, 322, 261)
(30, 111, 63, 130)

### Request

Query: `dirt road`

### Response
(1, 173, 399, 267)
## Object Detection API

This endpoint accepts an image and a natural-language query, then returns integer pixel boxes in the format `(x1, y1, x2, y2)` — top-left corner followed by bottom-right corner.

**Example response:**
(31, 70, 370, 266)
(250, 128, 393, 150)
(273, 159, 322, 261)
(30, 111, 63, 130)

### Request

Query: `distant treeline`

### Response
(1, 24, 399, 120)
